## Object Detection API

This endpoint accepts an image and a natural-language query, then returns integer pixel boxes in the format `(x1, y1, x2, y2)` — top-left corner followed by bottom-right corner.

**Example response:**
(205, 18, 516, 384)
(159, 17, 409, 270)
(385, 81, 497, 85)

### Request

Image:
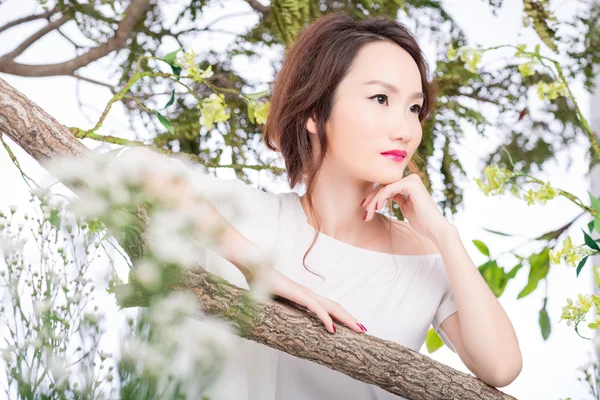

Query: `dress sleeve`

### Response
(432, 273, 459, 353)
(113, 146, 282, 286)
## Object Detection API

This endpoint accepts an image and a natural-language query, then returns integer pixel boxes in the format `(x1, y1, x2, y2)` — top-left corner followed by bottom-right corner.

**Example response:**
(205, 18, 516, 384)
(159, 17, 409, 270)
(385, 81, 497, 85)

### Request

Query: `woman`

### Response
(124, 11, 522, 399)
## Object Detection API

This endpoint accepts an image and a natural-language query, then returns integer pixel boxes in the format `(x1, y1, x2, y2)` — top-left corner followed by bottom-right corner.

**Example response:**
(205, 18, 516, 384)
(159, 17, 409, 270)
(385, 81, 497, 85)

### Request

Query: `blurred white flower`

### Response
(134, 259, 162, 291)
(0, 233, 26, 257)
(71, 193, 109, 219)
(147, 210, 203, 267)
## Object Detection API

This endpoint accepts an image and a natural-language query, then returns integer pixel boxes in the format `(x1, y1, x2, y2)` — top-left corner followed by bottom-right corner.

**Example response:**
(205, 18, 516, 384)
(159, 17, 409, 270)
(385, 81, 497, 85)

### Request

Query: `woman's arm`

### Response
(431, 224, 523, 388)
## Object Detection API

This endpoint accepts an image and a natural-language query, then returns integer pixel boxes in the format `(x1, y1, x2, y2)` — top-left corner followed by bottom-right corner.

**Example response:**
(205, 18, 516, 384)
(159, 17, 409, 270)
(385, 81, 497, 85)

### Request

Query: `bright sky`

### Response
(0, 0, 597, 398)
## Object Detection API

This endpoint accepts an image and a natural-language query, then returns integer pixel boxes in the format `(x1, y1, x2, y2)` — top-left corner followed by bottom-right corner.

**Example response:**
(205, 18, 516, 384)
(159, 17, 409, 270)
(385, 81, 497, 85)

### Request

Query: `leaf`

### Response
(480, 227, 514, 237)
(472, 239, 490, 257)
(170, 65, 182, 77)
(162, 90, 175, 109)
(425, 328, 444, 353)
(153, 111, 174, 134)
(588, 219, 595, 233)
(48, 209, 61, 229)
(582, 228, 600, 251)
(517, 248, 550, 299)
(538, 304, 551, 340)
(593, 265, 600, 289)
(244, 90, 269, 100)
(595, 216, 600, 236)
(576, 255, 589, 277)
(162, 48, 182, 65)
(247, 101, 255, 124)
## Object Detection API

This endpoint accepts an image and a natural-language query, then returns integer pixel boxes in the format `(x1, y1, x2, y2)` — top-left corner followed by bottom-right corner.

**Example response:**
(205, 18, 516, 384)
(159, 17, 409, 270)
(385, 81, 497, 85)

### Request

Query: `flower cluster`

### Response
(522, 181, 558, 205)
(447, 45, 483, 73)
(549, 236, 595, 268)
(537, 80, 569, 101)
(560, 294, 600, 330)
(174, 50, 214, 82)
(474, 164, 515, 196)
(199, 93, 231, 130)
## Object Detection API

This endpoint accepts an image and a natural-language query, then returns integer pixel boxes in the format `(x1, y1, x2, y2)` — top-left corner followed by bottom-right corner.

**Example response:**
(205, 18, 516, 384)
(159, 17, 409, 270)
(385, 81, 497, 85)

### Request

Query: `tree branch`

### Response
(0, 0, 150, 77)
(0, 77, 516, 400)
(0, 8, 58, 35)
(245, 0, 270, 19)
(0, 15, 71, 61)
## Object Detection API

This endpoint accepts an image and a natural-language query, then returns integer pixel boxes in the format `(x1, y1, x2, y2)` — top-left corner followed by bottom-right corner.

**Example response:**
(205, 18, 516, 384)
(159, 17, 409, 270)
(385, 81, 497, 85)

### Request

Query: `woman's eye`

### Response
(369, 94, 388, 106)
(410, 104, 422, 114)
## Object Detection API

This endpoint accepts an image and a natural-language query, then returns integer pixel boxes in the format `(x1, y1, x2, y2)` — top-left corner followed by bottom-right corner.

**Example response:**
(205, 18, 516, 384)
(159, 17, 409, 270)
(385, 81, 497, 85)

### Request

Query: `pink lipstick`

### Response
(380, 149, 407, 162)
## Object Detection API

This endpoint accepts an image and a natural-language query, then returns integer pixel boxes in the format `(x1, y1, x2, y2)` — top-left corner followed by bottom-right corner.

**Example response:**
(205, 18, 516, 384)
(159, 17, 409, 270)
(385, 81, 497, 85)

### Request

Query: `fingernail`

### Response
(332, 324, 336, 333)
(360, 198, 366, 206)
(362, 211, 367, 221)
(375, 202, 378, 211)
(358, 323, 367, 332)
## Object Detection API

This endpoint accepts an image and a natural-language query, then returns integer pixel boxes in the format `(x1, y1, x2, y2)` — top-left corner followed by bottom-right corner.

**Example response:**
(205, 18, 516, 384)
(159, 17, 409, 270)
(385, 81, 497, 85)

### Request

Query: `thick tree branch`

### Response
(0, 15, 71, 61)
(0, 0, 150, 77)
(0, 8, 58, 34)
(0, 77, 515, 400)
(245, 0, 270, 19)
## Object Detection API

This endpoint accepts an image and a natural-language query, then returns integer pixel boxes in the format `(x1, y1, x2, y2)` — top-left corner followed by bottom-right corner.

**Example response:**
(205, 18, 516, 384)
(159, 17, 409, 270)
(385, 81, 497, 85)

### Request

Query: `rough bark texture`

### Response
(0, 77, 516, 400)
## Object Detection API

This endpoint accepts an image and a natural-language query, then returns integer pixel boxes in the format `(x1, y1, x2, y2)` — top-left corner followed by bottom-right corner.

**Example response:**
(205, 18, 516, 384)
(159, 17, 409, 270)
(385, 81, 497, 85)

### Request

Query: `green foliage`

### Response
(425, 328, 444, 353)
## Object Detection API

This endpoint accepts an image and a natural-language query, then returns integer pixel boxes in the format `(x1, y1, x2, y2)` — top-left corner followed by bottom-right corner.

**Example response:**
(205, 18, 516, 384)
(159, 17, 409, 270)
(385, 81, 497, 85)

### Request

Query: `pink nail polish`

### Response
(362, 211, 367, 221)
(359, 323, 367, 332)
(332, 324, 336, 333)
(375, 202, 378, 211)
(360, 198, 366, 207)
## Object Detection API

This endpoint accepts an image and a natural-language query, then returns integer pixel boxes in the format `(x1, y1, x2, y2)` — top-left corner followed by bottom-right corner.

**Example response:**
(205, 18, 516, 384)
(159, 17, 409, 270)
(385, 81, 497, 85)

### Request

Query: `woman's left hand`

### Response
(361, 174, 453, 241)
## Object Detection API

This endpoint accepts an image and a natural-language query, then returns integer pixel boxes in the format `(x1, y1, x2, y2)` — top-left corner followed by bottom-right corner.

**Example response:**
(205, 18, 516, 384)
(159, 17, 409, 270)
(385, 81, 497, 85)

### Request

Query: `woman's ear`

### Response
(305, 112, 317, 135)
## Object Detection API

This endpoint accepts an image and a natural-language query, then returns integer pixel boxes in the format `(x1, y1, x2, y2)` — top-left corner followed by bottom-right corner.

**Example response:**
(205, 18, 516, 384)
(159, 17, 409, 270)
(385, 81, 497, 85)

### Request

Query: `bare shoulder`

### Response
(388, 218, 440, 255)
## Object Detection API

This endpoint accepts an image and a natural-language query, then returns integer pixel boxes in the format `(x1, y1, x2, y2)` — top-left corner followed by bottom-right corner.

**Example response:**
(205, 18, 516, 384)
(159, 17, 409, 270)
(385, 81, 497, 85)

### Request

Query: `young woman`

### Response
(122, 11, 522, 399)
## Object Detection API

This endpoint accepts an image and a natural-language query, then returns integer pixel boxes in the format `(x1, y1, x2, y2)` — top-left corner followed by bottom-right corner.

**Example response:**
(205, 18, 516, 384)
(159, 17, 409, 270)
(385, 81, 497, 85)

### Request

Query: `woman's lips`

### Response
(381, 153, 405, 162)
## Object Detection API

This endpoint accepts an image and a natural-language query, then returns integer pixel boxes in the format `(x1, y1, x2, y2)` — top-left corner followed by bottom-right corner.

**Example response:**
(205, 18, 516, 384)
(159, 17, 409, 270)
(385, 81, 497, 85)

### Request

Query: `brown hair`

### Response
(262, 12, 437, 278)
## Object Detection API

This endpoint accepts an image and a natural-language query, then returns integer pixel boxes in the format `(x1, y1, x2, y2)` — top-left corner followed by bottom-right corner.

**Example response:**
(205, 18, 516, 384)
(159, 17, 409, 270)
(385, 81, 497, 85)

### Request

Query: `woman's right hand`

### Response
(258, 266, 368, 335)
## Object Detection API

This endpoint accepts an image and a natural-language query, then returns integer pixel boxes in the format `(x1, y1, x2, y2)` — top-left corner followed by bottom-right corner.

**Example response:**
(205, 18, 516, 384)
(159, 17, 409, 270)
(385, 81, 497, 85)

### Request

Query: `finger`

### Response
(303, 297, 336, 333)
(361, 185, 386, 220)
(319, 298, 366, 333)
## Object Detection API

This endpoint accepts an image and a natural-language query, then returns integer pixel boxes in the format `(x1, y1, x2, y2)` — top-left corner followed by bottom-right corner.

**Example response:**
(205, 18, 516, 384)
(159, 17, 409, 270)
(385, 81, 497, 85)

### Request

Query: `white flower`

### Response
(134, 260, 162, 291)
(146, 210, 204, 267)
(33, 299, 52, 317)
(0, 233, 26, 257)
(71, 193, 109, 219)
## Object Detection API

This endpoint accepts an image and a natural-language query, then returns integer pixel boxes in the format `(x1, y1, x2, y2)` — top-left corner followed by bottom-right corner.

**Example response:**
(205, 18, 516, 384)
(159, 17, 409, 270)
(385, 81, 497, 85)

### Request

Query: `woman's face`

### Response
(307, 40, 425, 185)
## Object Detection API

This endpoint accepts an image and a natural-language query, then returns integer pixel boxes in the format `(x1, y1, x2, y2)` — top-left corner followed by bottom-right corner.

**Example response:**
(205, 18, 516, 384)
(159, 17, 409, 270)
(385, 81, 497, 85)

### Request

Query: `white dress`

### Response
(116, 147, 459, 400)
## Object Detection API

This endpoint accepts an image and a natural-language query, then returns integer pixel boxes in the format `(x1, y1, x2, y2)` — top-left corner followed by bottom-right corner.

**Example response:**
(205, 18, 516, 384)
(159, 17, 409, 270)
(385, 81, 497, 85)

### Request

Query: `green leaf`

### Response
(163, 90, 175, 109)
(538, 304, 551, 340)
(576, 255, 589, 277)
(517, 248, 550, 299)
(247, 101, 255, 124)
(425, 328, 444, 353)
(48, 209, 61, 229)
(588, 220, 596, 234)
(472, 239, 490, 257)
(582, 228, 600, 251)
(595, 216, 600, 236)
(593, 266, 600, 289)
(153, 111, 174, 134)
(170, 65, 182, 77)
(481, 227, 514, 237)
(244, 90, 269, 100)
(162, 48, 182, 65)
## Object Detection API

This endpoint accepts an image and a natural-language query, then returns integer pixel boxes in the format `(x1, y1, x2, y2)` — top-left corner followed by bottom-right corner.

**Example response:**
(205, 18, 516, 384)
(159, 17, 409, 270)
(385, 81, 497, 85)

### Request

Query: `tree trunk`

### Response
(0, 77, 516, 400)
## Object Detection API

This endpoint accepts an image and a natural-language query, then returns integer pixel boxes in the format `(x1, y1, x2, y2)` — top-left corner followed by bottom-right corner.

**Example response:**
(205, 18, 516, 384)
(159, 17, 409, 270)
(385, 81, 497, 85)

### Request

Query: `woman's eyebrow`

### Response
(362, 79, 424, 99)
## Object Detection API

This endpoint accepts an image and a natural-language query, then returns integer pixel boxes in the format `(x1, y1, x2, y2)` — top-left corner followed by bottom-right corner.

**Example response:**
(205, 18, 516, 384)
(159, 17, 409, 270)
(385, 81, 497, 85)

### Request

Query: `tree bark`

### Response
(0, 77, 516, 400)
